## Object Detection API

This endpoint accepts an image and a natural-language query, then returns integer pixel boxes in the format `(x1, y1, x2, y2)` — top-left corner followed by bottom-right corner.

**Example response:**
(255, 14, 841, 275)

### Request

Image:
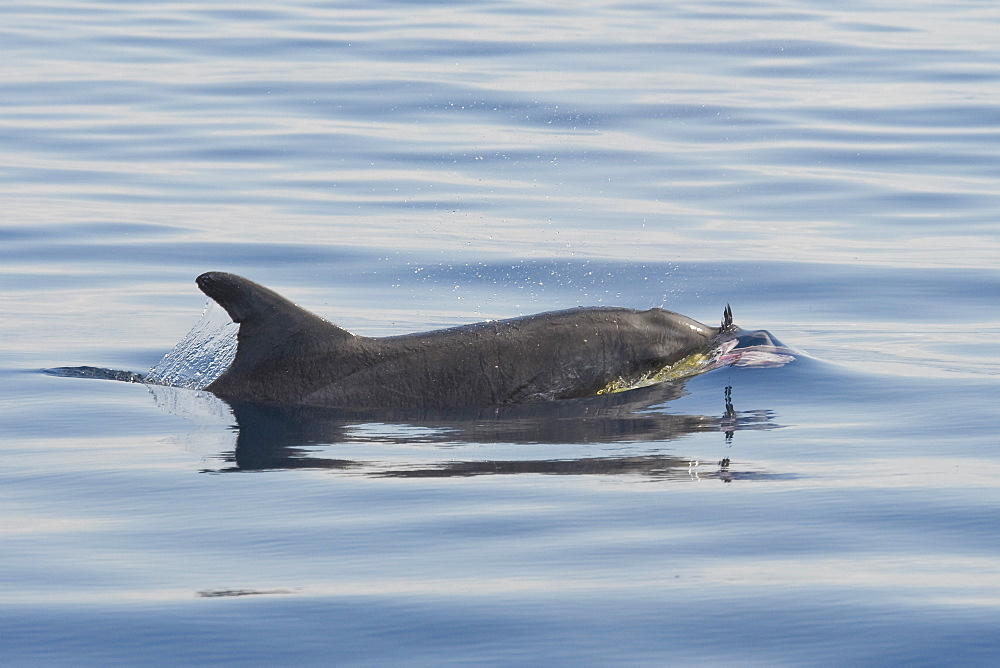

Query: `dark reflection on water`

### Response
(372, 456, 792, 482)
(204, 380, 783, 480)
(197, 589, 294, 598)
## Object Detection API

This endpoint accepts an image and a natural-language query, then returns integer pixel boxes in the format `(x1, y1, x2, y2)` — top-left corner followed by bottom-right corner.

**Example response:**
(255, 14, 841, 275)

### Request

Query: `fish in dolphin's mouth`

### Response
(712, 330, 795, 368)
(596, 329, 795, 395)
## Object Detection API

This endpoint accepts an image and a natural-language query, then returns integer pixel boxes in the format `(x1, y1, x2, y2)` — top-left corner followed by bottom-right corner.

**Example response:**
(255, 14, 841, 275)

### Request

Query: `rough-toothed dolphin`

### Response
(195, 272, 739, 409)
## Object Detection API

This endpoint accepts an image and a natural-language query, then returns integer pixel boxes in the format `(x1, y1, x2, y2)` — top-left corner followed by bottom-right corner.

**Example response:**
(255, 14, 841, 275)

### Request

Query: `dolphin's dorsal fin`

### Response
(196, 272, 354, 349)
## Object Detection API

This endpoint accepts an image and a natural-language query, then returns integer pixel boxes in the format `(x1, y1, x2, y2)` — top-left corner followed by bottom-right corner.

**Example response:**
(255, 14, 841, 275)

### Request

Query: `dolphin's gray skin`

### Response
(196, 271, 737, 409)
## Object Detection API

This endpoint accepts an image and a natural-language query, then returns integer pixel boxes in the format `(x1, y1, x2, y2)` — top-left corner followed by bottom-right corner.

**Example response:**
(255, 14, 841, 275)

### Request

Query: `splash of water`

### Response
(145, 300, 238, 389)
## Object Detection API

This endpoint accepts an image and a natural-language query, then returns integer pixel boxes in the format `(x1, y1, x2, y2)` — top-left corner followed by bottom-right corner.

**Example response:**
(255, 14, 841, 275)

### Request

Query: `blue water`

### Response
(3, 1, 1000, 664)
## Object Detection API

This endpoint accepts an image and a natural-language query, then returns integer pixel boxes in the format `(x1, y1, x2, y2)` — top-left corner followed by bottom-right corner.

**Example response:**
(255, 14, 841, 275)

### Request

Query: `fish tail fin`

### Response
(722, 304, 736, 332)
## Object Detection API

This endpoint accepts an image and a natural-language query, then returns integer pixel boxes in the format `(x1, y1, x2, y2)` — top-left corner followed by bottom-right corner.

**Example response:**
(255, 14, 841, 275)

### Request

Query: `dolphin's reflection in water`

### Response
(373, 456, 776, 483)
(163, 378, 788, 482)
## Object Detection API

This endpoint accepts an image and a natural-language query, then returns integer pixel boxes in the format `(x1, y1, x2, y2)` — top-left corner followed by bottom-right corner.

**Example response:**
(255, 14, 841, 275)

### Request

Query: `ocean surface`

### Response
(3, 0, 999, 664)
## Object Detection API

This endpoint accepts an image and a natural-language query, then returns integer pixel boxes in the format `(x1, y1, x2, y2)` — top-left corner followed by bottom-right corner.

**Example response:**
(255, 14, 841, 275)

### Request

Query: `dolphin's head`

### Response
(596, 306, 793, 395)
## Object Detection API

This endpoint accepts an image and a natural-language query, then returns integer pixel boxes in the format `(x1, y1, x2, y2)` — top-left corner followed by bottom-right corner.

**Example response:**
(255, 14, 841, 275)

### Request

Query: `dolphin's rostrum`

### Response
(196, 271, 737, 409)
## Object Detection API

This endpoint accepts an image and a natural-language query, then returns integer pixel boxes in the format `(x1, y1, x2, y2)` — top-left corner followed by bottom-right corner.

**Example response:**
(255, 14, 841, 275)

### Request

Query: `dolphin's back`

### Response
(196, 273, 724, 408)
(302, 307, 718, 407)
